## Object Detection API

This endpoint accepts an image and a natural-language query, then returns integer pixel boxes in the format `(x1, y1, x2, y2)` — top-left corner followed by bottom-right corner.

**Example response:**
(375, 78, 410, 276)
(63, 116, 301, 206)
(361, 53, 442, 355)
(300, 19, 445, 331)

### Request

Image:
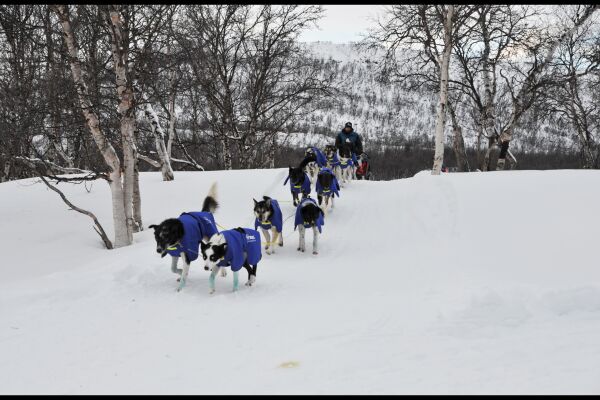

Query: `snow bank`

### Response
(1, 169, 600, 394)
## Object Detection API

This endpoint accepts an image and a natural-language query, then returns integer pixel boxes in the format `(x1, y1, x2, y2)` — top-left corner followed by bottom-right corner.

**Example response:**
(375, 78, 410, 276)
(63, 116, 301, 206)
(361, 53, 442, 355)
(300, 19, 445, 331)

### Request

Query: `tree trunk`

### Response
(222, 137, 233, 170)
(133, 158, 143, 231)
(447, 100, 469, 172)
(52, 4, 131, 248)
(143, 101, 175, 181)
(1, 160, 11, 182)
(268, 133, 277, 169)
(431, 5, 454, 176)
(167, 85, 176, 158)
(108, 6, 138, 239)
(480, 6, 499, 172)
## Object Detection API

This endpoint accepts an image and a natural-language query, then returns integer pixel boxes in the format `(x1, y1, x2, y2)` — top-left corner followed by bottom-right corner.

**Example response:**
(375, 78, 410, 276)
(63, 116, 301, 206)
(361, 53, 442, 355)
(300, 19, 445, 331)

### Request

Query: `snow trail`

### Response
(1, 169, 600, 394)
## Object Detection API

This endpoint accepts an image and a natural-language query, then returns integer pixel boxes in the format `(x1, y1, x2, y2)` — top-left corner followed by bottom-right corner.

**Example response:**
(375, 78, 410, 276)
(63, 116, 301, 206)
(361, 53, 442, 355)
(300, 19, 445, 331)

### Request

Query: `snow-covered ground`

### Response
(1, 169, 600, 394)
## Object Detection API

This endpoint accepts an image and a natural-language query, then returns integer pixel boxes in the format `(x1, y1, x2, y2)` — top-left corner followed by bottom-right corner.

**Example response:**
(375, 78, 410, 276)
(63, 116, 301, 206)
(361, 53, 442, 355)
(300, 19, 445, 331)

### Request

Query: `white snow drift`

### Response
(1, 169, 600, 394)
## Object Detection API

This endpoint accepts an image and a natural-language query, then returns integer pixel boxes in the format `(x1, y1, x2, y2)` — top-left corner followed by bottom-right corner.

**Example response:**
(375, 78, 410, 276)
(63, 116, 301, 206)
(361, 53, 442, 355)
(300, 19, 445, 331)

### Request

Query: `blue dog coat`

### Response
(340, 157, 353, 169)
(217, 228, 262, 271)
(167, 212, 219, 262)
(327, 153, 340, 168)
(316, 168, 340, 198)
(254, 199, 283, 232)
(309, 147, 328, 168)
(294, 198, 324, 233)
(284, 173, 311, 194)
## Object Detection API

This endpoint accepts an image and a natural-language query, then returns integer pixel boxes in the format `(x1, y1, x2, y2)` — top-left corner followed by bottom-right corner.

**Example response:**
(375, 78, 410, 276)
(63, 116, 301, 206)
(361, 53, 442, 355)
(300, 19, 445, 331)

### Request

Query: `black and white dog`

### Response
(338, 142, 355, 185)
(200, 227, 262, 293)
(316, 167, 340, 214)
(304, 147, 320, 184)
(253, 196, 283, 254)
(294, 197, 325, 255)
(284, 155, 313, 206)
(323, 144, 343, 184)
(149, 182, 224, 292)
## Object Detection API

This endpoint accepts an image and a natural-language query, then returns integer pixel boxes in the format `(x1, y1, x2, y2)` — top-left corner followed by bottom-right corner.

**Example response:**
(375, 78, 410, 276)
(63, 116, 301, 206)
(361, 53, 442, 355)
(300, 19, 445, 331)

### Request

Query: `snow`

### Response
(1, 169, 600, 394)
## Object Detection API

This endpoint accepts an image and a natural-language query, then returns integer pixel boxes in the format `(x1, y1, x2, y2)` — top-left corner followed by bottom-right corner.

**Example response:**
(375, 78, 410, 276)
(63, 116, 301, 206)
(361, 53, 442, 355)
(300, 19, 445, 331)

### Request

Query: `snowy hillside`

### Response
(299, 41, 575, 152)
(2, 169, 600, 394)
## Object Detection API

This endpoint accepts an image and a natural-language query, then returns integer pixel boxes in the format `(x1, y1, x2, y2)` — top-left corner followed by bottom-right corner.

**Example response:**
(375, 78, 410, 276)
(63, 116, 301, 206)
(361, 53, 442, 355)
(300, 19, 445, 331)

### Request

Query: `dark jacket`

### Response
(335, 129, 363, 155)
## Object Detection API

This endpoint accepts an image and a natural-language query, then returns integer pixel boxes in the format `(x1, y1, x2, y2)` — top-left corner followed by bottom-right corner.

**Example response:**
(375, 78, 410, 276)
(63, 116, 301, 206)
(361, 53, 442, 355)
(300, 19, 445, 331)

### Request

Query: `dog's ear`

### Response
(253, 198, 258, 205)
(200, 241, 210, 252)
(148, 224, 158, 230)
(265, 197, 272, 208)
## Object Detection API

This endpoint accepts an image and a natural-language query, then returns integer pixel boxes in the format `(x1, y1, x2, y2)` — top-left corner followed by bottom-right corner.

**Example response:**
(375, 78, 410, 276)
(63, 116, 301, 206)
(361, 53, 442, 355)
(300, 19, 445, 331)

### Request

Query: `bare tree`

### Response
(494, 4, 598, 170)
(450, 5, 537, 170)
(365, 4, 476, 173)
(52, 4, 134, 247)
(541, 9, 600, 168)
(175, 5, 333, 169)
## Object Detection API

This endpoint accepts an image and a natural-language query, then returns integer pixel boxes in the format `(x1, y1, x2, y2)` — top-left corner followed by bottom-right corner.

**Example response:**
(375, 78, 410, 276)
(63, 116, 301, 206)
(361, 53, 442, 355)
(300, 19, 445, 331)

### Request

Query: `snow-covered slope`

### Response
(299, 41, 575, 152)
(1, 170, 600, 394)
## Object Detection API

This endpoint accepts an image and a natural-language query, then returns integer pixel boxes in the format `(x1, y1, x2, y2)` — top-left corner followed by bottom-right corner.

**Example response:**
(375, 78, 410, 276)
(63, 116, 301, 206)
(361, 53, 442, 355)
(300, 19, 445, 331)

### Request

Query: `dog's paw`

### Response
(278, 242, 283, 247)
(209, 288, 215, 294)
(176, 277, 181, 282)
(245, 276, 256, 286)
(312, 251, 319, 255)
(297, 247, 301, 251)
(220, 269, 227, 277)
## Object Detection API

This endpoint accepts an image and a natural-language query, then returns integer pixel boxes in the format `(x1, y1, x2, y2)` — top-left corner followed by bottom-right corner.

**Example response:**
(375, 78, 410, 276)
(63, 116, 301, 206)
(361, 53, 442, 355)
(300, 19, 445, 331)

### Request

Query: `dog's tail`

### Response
(202, 182, 219, 213)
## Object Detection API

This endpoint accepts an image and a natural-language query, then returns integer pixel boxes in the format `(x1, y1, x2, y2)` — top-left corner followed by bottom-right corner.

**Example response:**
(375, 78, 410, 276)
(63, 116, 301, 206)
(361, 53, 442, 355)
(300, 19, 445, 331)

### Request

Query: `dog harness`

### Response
(309, 147, 328, 168)
(294, 197, 324, 233)
(284, 173, 311, 194)
(316, 168, 340, 198)
(167, 212, 219, 262)
(217, 228, 262, 271)
(339, 157, 353, 170)
(254, 199, 283, 232)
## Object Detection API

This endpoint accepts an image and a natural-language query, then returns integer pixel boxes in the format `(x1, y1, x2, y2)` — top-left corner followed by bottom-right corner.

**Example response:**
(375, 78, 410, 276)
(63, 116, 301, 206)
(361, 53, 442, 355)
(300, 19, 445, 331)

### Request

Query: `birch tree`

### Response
(52, 4, 134, 247)
(366, 4, 476, 174)
(431, 5, 455, 175)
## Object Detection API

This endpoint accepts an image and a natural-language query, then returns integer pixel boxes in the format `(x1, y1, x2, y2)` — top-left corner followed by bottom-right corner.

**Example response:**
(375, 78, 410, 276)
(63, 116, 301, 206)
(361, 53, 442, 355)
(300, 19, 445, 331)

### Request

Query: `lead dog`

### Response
(149, 182, 222, 292)
(253, 196, 283, 254)
(295, 197, 325, 255)
(201, 227, 262, 293)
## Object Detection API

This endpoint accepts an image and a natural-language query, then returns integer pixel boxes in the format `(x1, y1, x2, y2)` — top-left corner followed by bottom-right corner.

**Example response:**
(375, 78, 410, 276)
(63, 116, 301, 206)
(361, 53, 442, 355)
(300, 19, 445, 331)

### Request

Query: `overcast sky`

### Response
(298, 5, 386, 43)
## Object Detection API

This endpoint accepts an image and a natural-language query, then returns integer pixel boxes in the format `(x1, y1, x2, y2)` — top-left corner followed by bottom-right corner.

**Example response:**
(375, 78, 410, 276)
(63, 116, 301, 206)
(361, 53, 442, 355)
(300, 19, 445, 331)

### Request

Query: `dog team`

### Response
(149, 137, 365, 295)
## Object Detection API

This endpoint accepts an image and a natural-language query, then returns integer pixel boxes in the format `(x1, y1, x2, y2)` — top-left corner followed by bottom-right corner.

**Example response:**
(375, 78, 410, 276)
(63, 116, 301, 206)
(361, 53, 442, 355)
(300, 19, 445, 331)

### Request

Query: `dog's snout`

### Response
(156, 248, 163, 253)
(204, 266, 209, 271)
